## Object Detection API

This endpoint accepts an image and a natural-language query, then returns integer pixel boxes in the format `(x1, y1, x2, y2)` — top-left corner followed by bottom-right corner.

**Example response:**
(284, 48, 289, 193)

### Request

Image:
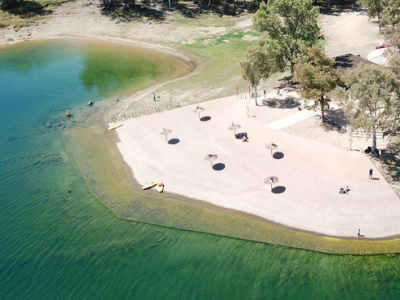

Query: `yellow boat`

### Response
(108, 124, 123, 130)
(157, 182, 164, 193)
(142, 181, 158, 190)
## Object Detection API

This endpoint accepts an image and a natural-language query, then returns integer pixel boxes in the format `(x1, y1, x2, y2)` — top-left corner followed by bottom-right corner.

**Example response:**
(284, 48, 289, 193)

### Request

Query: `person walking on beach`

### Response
(369, 168, 373, 179)
(153, 93, 156, 101)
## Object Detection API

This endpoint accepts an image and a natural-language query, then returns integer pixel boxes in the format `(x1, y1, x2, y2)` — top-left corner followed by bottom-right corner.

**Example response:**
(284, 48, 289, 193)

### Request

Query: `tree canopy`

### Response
(241, 44, 275, 105)
(341, 63, 399, 151)
(359, 0, 400, 31)
(294, 47, 340, 121)
(253, 0, 321, 75)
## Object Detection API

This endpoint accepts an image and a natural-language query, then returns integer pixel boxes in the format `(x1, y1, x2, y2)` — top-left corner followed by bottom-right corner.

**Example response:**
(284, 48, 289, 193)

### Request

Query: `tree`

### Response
(358, 0, 384, 33)
(293, 47, 340, 122)
(1, 0, 20, 9)
(241, 45, 275, 106)
(253, 0, 321, 76)
(341, 63, 398, 152)
(381, 0, 400, 28)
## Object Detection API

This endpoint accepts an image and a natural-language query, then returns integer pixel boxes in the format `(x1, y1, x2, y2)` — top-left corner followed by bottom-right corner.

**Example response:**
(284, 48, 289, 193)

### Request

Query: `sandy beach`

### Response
(114, 92, 400, 238)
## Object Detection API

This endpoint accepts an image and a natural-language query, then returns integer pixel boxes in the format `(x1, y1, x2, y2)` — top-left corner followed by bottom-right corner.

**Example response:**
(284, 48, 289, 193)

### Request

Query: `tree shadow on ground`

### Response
(1, 0, 50, 16)
(381, 140, 400, 182)
(101, 0, 259, 22)
(323, 109, 349, 130)
(102, 4, 165, 22)
(315, 109, 349, 133)
(277, 76, 299, 91)
(261, 97, 300, 109)
(318, 3, 361, 16)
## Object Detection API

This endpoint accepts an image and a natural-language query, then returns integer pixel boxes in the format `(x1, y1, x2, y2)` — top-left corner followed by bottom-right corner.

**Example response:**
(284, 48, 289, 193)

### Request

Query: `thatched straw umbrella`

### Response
(228, 122, 241, 136)
(204, 154, 218, 167)
(265, 143, 278, 156)
(264, 176, 279, 191)
(160, 128, 172, 142)
(193, 106, 205, 119)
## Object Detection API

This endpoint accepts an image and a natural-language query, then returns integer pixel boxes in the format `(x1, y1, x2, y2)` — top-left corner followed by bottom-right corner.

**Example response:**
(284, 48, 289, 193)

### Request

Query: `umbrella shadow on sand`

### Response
(168, 138, 180, 145)
(272, 186, 286, 194)
(212, 163, 225, 171)
(273, 152, 284, 159)
(200, 116, 211, 122)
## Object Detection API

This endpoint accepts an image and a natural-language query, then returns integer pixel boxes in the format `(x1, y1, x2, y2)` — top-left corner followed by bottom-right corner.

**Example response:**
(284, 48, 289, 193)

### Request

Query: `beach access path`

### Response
(114, 94, 400, 238)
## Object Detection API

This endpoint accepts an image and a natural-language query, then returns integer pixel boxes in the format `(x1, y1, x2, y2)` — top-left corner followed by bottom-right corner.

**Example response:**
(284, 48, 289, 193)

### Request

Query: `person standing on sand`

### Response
(153, 93, 156, 101)
(369, 168, 373, 179)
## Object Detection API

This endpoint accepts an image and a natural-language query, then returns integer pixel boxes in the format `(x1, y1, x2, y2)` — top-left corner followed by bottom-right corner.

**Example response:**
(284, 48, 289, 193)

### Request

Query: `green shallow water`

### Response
(2, 40, 400, 299)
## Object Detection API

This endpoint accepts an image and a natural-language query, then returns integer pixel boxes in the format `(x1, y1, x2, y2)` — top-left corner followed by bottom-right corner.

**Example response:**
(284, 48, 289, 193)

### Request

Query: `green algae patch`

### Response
(63, 125, 400, 255)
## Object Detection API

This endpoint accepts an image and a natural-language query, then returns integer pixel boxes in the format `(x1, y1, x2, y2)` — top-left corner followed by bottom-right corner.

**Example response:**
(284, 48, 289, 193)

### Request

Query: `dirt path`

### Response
(320, 8, 381, 57)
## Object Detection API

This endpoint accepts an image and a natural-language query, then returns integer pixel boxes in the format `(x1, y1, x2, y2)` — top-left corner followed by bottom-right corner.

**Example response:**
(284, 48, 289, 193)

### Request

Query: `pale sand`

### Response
(114, 93, 400, 238)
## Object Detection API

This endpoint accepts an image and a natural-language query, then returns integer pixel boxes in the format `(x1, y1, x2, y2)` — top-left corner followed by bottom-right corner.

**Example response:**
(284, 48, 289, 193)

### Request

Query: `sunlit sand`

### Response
(115, 94, 400, 238)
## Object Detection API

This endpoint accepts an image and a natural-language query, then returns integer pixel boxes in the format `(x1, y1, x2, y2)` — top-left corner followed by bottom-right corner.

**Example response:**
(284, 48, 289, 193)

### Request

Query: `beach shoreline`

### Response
(4, 1, 399, 251)
(112, 93, 400, 240)
(64, 122, 400, 255)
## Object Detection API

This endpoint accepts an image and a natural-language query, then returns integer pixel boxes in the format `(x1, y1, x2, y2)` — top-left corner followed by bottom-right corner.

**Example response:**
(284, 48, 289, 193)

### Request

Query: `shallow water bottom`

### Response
(64, 125, 400, 254)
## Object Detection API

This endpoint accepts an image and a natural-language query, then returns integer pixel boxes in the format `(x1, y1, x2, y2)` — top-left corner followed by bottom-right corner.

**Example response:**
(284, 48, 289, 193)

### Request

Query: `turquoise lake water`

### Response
(1, 40, 400, 299)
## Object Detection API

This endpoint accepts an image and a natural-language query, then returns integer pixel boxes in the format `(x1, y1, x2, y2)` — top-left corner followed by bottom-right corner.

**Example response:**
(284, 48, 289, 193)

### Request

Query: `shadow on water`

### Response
(272, 186, 286, 194)
(212, 163, 225, 171)
(273, 152, 284, 160)
(200, 116, 211, 122)
(168, 138, 180, 145)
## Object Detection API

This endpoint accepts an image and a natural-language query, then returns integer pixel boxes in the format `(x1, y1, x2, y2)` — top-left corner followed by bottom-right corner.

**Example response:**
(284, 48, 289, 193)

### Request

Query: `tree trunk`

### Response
(320, 96, 325, 122)
(254, 85, 258, 106)
(290, 61, 294, 76)
(168, 0, 171, 8)
(378, 14, 382, 34)
(372, 126, 377, 152)
(243, 0, 245, 8)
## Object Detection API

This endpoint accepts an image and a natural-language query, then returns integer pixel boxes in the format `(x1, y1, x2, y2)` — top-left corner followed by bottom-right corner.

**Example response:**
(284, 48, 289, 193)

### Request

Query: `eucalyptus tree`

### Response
(341, 63, 398, 152)
(359, 0, 384, 32)
(294, 47, 340, 122)
(381, 0, 400, 28)
(241, 44, 275, 106)
(253, 0, 321, 76)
